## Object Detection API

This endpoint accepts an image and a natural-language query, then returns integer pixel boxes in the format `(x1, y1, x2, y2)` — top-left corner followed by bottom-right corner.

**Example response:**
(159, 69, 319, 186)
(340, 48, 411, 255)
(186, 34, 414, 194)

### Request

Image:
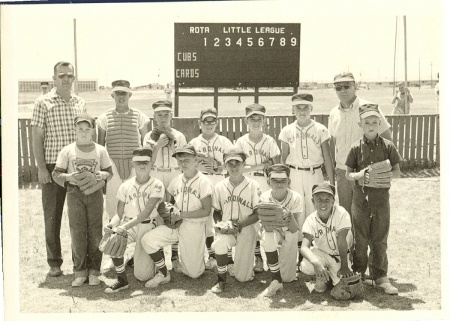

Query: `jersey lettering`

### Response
(223, 195, 253, 209)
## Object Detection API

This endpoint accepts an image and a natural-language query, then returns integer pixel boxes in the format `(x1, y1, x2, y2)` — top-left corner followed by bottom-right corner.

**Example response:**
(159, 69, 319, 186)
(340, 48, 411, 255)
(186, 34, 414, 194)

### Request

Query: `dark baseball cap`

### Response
(245, 103, 266, 118)
(312, 183, 336, 197)
(291, 93, 313, 106)
(112, 79, 132, 93)
(132, 147, 153, 162)
(172, 144, 197, 157)
(333, 72, 355, 83)
(266, 164, 290, 178)
(74, 113, 95, 128)
(223, 147, 247, 163)
(359, 103, 381, 119)
(152, 100, 173, 112)
(200, 107, 218, 120)
(40, 81, 49, 87)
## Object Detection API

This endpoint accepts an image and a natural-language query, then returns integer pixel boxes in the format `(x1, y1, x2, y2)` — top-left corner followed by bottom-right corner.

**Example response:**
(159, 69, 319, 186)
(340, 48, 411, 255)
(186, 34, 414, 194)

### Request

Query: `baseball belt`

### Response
(154, 167, 179, 172)
(248, 171, 265, 177)
(288, 165, 322, 171)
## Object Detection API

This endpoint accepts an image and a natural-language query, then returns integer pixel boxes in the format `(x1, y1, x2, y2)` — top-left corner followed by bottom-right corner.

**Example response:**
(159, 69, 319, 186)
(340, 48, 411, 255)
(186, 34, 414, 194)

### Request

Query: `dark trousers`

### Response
(66, 185, 103, 277)
(42, 163, 67, 268)
(351, 185, 390, 281)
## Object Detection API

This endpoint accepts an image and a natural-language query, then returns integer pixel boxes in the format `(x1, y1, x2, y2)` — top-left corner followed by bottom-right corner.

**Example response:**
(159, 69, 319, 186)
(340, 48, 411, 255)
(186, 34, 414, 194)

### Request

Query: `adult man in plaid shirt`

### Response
(31, 61, 86, 277)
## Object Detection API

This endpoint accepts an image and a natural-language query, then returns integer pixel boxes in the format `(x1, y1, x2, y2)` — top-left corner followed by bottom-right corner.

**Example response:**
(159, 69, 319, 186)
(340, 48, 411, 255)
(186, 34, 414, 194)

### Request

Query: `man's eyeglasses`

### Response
(57, 73, 75, 79)
(334, 85, 352, 91)
(202, 120, 217, 125)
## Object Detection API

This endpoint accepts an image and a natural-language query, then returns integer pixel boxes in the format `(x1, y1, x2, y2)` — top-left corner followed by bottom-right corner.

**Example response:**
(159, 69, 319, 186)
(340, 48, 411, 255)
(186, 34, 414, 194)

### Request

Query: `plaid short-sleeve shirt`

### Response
(31, 88, 86, 163)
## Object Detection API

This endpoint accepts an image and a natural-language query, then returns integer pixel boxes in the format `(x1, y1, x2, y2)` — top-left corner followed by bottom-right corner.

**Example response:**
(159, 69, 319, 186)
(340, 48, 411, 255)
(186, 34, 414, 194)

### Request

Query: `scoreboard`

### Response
(174, 23, 301, 88)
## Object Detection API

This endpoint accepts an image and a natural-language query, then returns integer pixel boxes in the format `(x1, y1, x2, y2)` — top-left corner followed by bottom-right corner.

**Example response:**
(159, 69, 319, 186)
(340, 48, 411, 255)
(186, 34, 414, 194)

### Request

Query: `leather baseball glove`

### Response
(157, 201, 182, 229)
(256, 202, 293, 232)
(73, 171, 105, 195)
(149, 126, 177, 145)
(213, 221, 240, 235)
(330, 273, 364, 300)
(98, 226, 128, 258)
(358, 160, 393, 188)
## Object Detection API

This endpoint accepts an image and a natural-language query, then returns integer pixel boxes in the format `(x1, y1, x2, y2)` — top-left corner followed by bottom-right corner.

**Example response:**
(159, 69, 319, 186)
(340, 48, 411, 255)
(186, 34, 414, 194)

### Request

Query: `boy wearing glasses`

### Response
(328, 72, 391, 217)
(32, 61, 86, 278)
(103, 147, 165, 293)
(97, 80, 150, 220)
(299, 183, 354, 294)
(189, 107, 233, 270)
(235, 103, 280, 273)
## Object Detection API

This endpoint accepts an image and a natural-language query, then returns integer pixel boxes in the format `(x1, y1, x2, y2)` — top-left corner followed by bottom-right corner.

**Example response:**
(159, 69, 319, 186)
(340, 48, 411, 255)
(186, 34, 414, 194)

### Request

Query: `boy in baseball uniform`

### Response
(279, 93, 335, 268)
(143, 100, 187, 270)
(235, 103, 280, 272)
(210, 148, 261, 293)
(97, 80, 149, 221)
(103, 147, 165, 293)
(345, 104, 401, 295)
(52, 114, 113, 287)
(141, 145, 213, 287)
(259, 164, 302, 297)
(189, 107, 233, 270)
(300, 183, 354, 294)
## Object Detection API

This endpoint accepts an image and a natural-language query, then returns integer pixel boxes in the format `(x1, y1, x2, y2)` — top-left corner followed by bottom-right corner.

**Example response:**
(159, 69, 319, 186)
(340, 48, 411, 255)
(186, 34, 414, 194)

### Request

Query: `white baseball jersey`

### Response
(117, 176, 165, 220)
(143, 128, 187, 169)
(301, 205, 351, 257)
(235, 133, 280, 167)
(279, 120, 330, 167)
(189, 133, 233, 165)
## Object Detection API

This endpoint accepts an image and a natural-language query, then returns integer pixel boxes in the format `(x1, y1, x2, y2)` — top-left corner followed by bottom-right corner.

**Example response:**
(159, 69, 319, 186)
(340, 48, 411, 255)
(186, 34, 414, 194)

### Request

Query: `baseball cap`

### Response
(245, 103, 266, 118)
(172, 144, 197, 157)
(111, 79, 132, 93)
(223, 147, 247, 163)
(291, 93, 313, 106)
(266, 164, 290, 178)
(132, 147, 152, 162)
(152, 100, 173, 112)
(333, 72, 355, 83)
(40, 81, 49, 87)
(200, 107, 218, 120)
(312, 183, 336, 197)
(74, 113, 95, 128)
(359, 103, 381, 119)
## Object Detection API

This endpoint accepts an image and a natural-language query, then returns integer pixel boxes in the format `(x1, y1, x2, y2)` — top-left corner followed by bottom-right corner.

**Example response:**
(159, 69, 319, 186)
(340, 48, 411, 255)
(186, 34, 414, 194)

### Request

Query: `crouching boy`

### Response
(300, 183, 354, 294)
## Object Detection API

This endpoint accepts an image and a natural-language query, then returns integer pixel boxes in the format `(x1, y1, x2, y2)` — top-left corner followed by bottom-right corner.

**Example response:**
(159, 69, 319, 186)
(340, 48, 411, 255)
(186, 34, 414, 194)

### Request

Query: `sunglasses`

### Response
(334, 85, 352, 91)
(57, 73, 75, 79)
(201, 120, 217, 125)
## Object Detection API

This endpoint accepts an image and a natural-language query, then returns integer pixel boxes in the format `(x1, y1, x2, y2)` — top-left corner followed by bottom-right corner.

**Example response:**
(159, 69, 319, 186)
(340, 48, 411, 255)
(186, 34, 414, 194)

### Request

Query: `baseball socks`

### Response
(227, 249, 235, 276)
(104, 257, 129, 293)
(211, 254, 227, 293)
(260, 251, 283, 297)
(253, 241, 264, 272)
(145, 250, 171, 288)
(205, 236, 217, 269)
(297, 241, 303, 271)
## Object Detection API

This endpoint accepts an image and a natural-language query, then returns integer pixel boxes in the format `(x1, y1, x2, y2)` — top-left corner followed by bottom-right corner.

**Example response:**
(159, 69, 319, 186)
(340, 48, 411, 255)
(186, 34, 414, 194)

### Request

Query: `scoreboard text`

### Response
(174, 23, 301, 87)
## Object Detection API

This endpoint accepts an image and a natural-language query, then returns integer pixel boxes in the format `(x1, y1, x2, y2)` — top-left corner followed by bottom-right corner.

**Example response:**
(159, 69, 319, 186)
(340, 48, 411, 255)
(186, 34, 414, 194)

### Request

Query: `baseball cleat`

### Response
(104, 277, 129, 293)
(47, 267, 63, 277)
(314, 276, 328, 293)
(211, 281, 226, 293)
(253, 257, 264, 273)
(171, 259, 183, 273)
(71, 276, 87, 287)
(145, 271, 171, 288)
(260, 280, 283, 297)
(227, 264, 235, 277)
(89, 275, 101, 286)
(205, 257, 217, 270)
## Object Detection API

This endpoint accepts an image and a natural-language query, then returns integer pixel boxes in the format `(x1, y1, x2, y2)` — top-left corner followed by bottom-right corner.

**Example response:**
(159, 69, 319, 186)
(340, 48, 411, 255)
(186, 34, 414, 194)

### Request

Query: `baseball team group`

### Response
(31, 60, 402, 301)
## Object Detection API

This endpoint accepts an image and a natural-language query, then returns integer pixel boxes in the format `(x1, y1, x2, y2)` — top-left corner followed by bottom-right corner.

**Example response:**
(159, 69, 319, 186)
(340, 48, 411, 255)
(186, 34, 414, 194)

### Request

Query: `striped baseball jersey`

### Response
(167, 171, 213, 222)
(213, 176, 261, 222)
(235, 133, 280, 167)
(117, 176, 165, 220)
(279, 120, 330, 167)
(31, 88, 86, 163)
(143, 128, 187, 169)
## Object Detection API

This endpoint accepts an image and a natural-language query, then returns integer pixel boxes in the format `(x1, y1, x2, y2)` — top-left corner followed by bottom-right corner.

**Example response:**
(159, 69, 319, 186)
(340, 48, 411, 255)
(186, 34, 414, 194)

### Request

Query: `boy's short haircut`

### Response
(245, 103, 266, 118)
(312, 182, 336, 197)
(359, 104, 381, 119)
(291, 93, 313, 106)
(74, 113, 96, 128)
(200, 107, 218, 120)
(223, 147, 246, 163)
(53, 61, 73, 74)
(266, 164, 290, 178)
(172, 144, 197, 157)
(132, 147, 152, 162)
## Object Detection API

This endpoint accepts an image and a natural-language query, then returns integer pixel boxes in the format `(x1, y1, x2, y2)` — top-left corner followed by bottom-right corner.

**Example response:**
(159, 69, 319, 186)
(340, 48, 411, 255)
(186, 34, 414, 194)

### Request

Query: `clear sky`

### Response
(2, 0, 445, 87)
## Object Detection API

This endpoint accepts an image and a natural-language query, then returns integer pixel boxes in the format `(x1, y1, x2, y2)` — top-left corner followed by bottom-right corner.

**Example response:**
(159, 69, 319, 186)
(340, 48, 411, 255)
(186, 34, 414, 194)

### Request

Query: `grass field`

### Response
(19, 173, 440, 313)
(18, 86, 439, 119)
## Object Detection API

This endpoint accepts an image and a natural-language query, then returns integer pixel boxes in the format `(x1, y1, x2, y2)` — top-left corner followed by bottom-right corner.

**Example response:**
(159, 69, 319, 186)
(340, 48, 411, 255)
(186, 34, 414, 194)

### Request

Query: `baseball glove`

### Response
(73, 171, 104, 195)
(157, 201, 182, 229)
(149, 126, 177, 145)
(256, 202, 291, 232)
(330, 273, 364, 300)
(98, 226, 128, 258)
(213, 221, 240, 235)
(358, 160, 393, 188)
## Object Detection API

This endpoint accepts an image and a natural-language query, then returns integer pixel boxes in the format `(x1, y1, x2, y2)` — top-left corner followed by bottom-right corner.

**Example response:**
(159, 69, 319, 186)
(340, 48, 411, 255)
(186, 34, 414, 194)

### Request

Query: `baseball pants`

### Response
(261, 229, 299, 282)
(212, 225, 257, 282)
(205, 174, 226, 238)
(141, 219, 207, 278)
(105, 162, 135, 220)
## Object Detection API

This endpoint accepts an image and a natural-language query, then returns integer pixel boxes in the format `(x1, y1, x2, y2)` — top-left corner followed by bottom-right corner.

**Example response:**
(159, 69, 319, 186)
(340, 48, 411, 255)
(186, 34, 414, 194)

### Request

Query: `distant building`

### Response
(19, 79, 98, 93)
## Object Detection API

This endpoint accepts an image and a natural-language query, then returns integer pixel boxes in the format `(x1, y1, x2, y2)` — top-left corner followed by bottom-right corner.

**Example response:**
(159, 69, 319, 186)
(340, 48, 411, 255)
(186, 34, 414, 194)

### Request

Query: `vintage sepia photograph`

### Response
(1, 0, 448, 320)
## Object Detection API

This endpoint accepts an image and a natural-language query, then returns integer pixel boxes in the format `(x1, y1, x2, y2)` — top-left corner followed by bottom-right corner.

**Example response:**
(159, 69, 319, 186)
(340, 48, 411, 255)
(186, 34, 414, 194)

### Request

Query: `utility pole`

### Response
(430, 62, 433, 87)
(403, 16, 409, 114)
(73, 19, 79, 95)
(419, 58, 421, 89)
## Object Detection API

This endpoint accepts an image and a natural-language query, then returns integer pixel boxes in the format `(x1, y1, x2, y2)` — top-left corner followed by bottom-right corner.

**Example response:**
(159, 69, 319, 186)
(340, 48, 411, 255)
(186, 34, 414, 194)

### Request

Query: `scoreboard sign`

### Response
(174, 23, 301, 88)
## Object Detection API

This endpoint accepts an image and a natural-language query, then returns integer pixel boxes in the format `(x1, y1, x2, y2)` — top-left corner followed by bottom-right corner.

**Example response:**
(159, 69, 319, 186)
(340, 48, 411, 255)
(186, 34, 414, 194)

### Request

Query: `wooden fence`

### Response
(18, 114, 439, 185)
